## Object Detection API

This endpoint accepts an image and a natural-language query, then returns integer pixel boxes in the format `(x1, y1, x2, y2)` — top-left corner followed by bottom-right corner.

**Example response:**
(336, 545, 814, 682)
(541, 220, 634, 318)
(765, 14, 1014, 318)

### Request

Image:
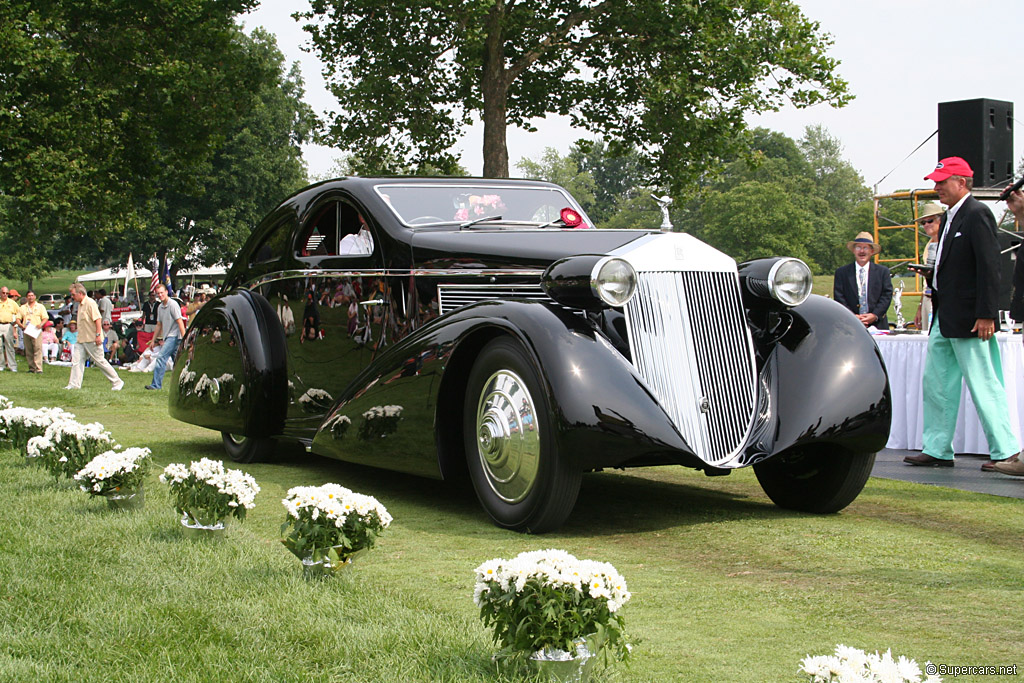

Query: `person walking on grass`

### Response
(145, 283, 185, 390)
(66, 282, 123, 391)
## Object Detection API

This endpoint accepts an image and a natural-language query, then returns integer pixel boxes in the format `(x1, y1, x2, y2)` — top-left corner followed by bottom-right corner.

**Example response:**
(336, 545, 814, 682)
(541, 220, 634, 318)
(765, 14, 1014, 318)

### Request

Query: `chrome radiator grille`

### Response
(623, 270, 757, 465)
(437, 284, 550, 315)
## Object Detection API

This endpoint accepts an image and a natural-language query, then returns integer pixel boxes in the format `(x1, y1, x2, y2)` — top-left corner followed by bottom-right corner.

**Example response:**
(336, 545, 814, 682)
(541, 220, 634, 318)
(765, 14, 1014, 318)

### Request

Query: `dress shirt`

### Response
(932, 193, 969, 291)
(19, 302, 47, 328)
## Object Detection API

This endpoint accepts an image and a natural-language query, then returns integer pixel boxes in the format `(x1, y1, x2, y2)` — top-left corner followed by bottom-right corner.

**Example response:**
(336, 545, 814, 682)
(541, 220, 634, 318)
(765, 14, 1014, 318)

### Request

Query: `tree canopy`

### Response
(300, 0, 849, 191)
(0, 1, 312, 281)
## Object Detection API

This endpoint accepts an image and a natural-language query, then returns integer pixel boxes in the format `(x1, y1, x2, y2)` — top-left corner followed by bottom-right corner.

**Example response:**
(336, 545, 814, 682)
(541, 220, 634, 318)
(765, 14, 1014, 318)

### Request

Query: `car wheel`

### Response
(463, 337, 581, 533)
(221, 432, 275, 464)
(753, 445, 875, 513)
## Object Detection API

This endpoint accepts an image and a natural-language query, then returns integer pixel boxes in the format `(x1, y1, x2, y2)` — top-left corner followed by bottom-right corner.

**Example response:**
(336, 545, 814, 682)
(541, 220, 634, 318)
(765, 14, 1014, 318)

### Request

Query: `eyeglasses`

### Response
(919, 217, 938, 225)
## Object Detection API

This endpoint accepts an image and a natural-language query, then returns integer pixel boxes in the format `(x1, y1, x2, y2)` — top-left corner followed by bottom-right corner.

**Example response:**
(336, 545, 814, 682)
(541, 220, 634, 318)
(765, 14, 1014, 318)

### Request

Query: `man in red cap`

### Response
(904, 157, 1021, 469)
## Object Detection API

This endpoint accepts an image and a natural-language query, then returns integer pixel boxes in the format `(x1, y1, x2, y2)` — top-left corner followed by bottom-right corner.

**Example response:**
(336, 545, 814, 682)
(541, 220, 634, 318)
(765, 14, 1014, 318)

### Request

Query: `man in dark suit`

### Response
(904, 157, 1021, 469)
(994, 185, 1024, 476)
(833, 232, 893, 330)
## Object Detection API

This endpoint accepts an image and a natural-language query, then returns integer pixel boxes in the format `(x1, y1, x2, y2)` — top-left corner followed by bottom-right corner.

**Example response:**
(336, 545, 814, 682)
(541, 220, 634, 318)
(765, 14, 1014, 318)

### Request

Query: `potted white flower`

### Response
(74, 447, 151, 510)
(801, 645, 943, 683)
(0, 406, 77, 458)
(28, 418, 115, 481)
(473, 549, 632, 681)
(281, 483, 392, 577)
(159, 458, 260, 536)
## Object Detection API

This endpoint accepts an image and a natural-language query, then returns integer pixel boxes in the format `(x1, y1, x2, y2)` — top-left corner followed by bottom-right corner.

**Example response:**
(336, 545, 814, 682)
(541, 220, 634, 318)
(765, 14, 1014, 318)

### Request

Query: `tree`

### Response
(701, 181, 816, 265)
(0, 0, 263, 277)
(299, 0, 849, 189)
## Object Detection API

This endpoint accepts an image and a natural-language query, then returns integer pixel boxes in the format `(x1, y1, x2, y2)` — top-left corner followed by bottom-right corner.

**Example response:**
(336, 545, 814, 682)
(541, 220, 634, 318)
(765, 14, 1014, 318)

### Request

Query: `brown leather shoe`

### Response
(982, 453, 1020, 472)
(903, 453, 954, 467)
(993, 458, 1024, 476)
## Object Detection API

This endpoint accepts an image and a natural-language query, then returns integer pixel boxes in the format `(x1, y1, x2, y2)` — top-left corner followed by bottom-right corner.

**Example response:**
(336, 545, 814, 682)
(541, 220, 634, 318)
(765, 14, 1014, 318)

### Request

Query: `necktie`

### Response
(858, 267, 867, 314)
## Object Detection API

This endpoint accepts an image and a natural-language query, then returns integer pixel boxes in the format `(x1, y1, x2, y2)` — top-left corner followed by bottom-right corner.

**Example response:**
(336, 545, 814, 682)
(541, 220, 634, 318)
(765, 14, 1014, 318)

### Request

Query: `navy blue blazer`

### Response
(931, 195, 1001, 337)
(833, 261, 892, 330)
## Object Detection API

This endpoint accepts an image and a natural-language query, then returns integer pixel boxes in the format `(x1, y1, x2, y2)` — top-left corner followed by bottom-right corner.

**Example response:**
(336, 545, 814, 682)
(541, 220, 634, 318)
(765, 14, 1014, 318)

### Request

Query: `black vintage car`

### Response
(170, 177, 890, 532)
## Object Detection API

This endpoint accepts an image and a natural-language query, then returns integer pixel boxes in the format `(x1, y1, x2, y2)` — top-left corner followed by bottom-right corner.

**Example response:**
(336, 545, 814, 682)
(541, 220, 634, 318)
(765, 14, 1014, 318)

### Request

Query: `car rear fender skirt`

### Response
(169, 290, 288, 439)
(762, 295, 891, 457)
(310, 300, 703, 478)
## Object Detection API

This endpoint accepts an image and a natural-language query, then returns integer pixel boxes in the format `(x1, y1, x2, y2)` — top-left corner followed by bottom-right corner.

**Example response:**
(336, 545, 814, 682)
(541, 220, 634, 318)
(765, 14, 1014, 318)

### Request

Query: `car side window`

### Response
(298, 200, 374, 259)
(250, 219, 291, 266)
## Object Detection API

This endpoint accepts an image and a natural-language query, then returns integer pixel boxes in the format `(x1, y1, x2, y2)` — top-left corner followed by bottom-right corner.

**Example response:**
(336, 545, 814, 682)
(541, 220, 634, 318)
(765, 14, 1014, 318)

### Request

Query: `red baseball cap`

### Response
(924, 156, 974, 182)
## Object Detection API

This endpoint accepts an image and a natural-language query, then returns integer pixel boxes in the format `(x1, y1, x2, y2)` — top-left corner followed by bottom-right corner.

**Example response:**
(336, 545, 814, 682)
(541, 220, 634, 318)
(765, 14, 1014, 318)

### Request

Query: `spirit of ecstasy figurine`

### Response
(651, 194, 673, 231)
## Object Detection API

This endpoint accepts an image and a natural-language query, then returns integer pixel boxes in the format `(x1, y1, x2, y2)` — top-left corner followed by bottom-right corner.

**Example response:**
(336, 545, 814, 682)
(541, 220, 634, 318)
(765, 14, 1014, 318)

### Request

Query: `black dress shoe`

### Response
(903, 453, 954, 467)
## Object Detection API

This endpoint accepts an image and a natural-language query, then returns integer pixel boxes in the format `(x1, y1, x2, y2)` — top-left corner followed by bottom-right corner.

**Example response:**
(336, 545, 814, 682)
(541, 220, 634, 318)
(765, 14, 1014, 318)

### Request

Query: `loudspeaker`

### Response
(938, 98, 1014, 188)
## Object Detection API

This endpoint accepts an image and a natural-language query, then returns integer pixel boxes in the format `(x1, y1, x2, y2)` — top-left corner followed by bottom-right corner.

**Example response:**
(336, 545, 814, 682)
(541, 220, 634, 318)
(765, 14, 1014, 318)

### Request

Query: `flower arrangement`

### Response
(0, 395, 12, 411)
(800, 645, 942, 683)
(30, 418, 116, 479)
(74, 447, 151, 497)
(298, 387, 334, 414)
(358, 404, 402, 440)
(473, 549, 632, 663)
(281, 483, 392, 571)
(160, 458, 260, 528)
(0, 406, 77, 452)
(327, 414, 351, 440)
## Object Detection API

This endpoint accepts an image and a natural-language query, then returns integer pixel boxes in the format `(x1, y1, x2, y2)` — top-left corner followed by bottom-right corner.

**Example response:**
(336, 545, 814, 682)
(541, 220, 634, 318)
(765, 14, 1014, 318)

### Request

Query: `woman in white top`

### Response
(914, 202, 945, 331)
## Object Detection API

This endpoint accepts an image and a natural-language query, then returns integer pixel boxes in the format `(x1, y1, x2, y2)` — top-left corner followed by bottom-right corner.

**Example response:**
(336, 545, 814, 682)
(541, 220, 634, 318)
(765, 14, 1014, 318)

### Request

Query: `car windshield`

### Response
(374, 184, 593, 229)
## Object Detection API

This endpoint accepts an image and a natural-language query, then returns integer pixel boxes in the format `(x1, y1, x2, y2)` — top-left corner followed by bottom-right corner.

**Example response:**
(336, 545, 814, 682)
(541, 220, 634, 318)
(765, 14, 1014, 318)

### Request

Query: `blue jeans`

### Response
(150, 335, 181, 389)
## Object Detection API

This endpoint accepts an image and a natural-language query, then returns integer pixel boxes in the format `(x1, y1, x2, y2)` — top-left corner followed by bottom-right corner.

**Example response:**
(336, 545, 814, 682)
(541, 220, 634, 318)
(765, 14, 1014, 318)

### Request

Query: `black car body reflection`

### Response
(169, 177, 890, 532)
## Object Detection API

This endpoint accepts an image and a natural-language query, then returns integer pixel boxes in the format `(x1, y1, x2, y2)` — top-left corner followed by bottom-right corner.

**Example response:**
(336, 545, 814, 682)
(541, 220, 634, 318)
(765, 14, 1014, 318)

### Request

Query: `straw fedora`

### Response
(916, 202, 944, 222)
(846, 232, 881, 255)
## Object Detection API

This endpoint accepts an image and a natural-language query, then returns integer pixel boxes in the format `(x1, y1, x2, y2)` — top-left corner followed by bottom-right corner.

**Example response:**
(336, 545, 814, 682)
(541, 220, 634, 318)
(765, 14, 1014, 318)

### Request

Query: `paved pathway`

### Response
(873, 448, 1024, 500)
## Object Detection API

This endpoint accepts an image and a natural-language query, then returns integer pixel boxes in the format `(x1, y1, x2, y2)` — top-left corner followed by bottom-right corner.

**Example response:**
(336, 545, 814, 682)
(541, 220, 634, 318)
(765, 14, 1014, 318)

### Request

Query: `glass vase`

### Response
(103, 485, 145, 511)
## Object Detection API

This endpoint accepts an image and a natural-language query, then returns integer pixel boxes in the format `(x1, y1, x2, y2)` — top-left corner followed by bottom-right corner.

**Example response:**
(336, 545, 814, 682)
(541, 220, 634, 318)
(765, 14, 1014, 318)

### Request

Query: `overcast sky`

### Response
(242, 0, 1023, 196)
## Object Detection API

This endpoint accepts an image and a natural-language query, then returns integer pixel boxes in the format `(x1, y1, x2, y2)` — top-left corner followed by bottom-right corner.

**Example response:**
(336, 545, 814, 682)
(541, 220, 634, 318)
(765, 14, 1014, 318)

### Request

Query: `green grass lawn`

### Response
(3, 270, 93, 298)
(2, 350, 1022, 681)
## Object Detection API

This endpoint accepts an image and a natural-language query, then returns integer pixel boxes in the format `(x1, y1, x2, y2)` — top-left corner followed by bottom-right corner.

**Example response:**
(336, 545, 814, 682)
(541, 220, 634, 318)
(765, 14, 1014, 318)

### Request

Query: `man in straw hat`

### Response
(833, 231, 893, 330)
(912, 201, 945, 331)
(904, 157, 1020, 470)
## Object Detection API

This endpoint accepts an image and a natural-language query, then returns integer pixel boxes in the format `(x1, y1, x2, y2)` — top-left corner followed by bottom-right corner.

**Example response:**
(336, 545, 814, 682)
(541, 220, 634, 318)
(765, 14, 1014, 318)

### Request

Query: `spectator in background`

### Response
(993, 184, 1024, 477)
(102, 320, 120, 363)
(141, 290, 159, 333)
(0, 286, 20, 371)
(904, 157, 1019, 470)
(144, 283, 185, 390)
(61, 320, 78, 345)
(913, 202, 945, 331)
(66, 283, 123, 391)
(17, 290, 48, 373)
(96, 289, 113, 325)
(40, 321, 59, 363)
(833, 231, 893, 330)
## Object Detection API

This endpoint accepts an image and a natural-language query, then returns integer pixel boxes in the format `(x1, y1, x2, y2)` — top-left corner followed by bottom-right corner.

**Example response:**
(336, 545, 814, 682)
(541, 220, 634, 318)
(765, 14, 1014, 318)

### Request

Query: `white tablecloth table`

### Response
(874, 332, 1024, 453)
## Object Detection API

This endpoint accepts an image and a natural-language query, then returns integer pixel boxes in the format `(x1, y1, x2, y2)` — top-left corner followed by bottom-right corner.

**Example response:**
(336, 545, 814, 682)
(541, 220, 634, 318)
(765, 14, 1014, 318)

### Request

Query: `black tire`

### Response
(221, 432, 275, 464)
(463, 337, 581, 533)
(753, 445, 875, 513)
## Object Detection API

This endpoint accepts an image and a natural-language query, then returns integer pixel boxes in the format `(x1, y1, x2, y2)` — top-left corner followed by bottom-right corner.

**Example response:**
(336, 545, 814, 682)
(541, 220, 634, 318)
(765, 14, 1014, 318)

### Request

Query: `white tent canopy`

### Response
(76, 264, 228, 283)
(77, 266, 152, 283)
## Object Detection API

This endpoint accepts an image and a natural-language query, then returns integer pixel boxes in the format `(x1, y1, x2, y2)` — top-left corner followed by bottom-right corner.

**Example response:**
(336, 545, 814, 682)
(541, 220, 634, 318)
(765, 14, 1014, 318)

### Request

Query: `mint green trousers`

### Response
(922, 320, 1019, 460)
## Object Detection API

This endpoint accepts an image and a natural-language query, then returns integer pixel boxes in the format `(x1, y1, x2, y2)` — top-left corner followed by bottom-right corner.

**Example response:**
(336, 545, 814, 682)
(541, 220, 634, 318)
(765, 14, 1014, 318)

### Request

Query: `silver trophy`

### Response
(893, 279, 905, 330)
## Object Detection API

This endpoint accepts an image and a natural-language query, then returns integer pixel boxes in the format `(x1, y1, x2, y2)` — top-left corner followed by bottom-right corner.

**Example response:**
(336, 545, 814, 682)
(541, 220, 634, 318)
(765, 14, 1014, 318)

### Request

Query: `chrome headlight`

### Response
(542, 255, 637, 310)
(591, 257, 636, 307)
(767, 258, 812, 307)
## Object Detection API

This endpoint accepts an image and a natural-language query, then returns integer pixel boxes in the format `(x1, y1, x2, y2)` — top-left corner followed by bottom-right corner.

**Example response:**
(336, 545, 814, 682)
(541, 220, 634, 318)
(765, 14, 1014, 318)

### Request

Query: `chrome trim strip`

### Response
(438, 283, 549, 315)
(243, 269, 545, 290)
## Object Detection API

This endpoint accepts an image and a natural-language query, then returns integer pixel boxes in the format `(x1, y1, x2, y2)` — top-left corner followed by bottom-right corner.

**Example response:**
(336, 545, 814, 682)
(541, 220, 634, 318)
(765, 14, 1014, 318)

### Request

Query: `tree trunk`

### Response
(481, 2, 509, 178)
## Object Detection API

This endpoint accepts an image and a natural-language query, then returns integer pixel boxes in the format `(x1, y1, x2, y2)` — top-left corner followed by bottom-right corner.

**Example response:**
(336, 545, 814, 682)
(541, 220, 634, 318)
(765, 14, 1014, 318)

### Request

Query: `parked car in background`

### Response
(37, 293, 63, 309)
(168, 177, 891, 533)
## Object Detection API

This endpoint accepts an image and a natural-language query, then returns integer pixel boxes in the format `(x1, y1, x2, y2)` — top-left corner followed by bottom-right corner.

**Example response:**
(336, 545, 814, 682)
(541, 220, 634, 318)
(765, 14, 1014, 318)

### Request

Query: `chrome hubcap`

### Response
(475, 369, 540, 503)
